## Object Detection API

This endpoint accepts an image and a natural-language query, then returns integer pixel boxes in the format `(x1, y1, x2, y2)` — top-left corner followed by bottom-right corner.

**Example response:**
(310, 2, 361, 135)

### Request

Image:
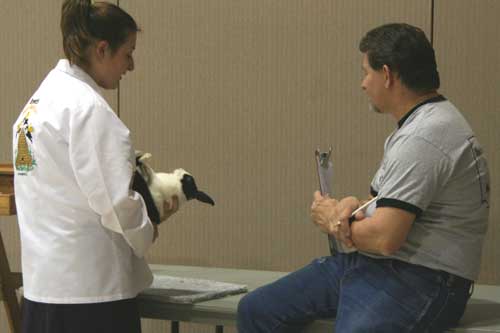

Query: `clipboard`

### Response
(314, 148, 357, 255)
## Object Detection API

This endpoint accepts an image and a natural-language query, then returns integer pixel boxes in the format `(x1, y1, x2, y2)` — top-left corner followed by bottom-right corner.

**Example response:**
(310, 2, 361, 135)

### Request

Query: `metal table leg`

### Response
(171, 321, 179, 333)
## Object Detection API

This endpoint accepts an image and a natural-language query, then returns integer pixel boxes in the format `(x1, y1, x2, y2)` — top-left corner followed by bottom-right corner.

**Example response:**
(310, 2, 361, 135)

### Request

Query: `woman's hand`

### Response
(154, 196, 180, 242)
(161, 195, 179, 222)
(153, 223, 159, 242)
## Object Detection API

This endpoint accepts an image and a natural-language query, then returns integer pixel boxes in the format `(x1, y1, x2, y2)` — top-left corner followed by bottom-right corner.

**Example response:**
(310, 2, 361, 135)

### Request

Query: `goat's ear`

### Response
(195, 191, 215, 206)
(135, 151, 152, 163)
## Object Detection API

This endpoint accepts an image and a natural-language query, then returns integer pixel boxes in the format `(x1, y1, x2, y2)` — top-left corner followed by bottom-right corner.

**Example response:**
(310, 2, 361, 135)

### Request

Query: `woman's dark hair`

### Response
(61, 0, 140, 66)
(359, 23, 440, 93)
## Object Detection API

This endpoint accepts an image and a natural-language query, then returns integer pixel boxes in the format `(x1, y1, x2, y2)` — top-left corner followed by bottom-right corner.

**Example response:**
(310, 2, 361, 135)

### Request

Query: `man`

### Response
(237, 23, 490, 332)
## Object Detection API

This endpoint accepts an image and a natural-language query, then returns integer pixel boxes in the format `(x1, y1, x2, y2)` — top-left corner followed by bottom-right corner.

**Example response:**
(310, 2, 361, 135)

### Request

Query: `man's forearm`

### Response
(349, 206, 415, 256)
(349, 217, 389, 255)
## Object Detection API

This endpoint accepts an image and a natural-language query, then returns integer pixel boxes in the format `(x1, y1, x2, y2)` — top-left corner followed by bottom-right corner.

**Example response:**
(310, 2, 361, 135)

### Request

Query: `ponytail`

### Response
(61, 0, 93, 65)
(61, 0, 140, 66)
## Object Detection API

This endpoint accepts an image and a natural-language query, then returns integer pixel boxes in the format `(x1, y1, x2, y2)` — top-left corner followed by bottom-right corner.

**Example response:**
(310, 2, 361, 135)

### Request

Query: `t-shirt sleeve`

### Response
(374, 135, 451, 217)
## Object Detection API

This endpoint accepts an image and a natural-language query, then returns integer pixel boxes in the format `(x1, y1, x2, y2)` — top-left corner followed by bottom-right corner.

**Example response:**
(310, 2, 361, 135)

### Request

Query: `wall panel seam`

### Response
(430, 0, 435, 45)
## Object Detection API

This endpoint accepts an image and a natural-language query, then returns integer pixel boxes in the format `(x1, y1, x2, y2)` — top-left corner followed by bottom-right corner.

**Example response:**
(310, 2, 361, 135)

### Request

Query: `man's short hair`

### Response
(359, 23, 440, 93)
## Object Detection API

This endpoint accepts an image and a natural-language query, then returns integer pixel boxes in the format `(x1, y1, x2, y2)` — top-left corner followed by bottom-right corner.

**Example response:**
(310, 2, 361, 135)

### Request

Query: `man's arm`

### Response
(310, 192, 415, 255)
(349, 206, 415, 255)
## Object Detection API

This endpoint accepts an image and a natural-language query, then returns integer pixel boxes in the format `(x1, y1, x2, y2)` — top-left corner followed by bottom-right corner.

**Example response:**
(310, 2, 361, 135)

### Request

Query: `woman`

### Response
(12, 1, 176, 332)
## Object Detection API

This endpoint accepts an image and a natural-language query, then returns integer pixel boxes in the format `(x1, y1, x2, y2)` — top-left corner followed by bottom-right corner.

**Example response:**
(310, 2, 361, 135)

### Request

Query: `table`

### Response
(138, 264, 332, 332)
(139, 264, 500, 333)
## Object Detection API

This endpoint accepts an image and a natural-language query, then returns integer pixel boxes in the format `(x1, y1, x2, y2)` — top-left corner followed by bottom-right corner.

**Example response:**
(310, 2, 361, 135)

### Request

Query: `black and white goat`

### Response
(132, 152, 214, 223)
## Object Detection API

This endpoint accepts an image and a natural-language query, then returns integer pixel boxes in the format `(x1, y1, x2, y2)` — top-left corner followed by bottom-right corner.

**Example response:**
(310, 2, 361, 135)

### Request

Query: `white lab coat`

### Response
(12, 59, 154, 304)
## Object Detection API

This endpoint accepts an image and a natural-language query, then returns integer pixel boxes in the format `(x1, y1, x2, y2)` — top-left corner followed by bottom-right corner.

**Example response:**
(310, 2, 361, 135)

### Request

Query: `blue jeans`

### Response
(237, 253, 471, 332)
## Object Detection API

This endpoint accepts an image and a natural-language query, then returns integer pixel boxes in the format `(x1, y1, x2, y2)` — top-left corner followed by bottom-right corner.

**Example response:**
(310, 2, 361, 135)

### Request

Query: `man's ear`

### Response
(382, 64, 394, 88)
(95, 40, 110, 61)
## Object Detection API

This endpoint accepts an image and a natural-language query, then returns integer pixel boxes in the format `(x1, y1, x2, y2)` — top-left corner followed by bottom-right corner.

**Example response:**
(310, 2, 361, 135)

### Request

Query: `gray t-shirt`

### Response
(367, 96, 490, 280)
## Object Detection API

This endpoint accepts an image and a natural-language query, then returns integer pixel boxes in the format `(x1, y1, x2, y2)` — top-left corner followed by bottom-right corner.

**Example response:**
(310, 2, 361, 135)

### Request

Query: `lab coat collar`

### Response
(55, 59, 102, 93)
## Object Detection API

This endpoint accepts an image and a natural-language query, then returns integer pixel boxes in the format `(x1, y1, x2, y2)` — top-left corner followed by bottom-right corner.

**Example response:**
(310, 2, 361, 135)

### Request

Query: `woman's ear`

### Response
(94, 40, 110, 61)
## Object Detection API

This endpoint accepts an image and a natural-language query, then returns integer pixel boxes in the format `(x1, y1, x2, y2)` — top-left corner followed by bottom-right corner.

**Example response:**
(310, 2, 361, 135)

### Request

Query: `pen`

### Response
(347, 195, 379, 225)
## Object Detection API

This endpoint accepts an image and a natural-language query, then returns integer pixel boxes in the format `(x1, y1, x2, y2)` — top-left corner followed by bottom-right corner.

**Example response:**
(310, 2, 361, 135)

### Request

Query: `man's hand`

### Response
(310, 191, 338, 233)
(310, 191, 359, 248)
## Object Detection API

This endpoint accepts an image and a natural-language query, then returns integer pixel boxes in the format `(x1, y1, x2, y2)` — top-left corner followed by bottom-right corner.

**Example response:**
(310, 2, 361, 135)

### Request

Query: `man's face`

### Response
(361, 53, 385, 114)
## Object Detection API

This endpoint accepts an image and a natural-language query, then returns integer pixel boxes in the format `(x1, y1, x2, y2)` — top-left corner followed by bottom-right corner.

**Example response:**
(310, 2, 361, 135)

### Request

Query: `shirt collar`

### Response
(397, 95, 447, 128)
(54, 59, 102, 93)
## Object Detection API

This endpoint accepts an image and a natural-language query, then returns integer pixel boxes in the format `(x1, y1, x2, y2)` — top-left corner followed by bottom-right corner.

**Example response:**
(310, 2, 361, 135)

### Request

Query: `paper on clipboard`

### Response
(315, 148, 357, 254)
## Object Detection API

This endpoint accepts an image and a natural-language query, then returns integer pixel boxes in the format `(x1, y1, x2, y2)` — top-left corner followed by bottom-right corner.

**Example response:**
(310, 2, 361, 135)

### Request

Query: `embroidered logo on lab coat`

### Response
(15, 102, 38, 173)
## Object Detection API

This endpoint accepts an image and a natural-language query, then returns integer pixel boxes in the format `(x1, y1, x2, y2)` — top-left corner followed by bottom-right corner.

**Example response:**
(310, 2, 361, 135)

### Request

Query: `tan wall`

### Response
(0, 1, 498, 333)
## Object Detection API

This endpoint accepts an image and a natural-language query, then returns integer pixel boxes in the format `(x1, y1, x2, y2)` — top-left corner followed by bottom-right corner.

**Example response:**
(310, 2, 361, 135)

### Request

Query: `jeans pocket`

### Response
(337, 261, 439, 332)
(390, 260, 442, 291)
(385, 260, 441, 314)
(415, 282, 469, 332)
